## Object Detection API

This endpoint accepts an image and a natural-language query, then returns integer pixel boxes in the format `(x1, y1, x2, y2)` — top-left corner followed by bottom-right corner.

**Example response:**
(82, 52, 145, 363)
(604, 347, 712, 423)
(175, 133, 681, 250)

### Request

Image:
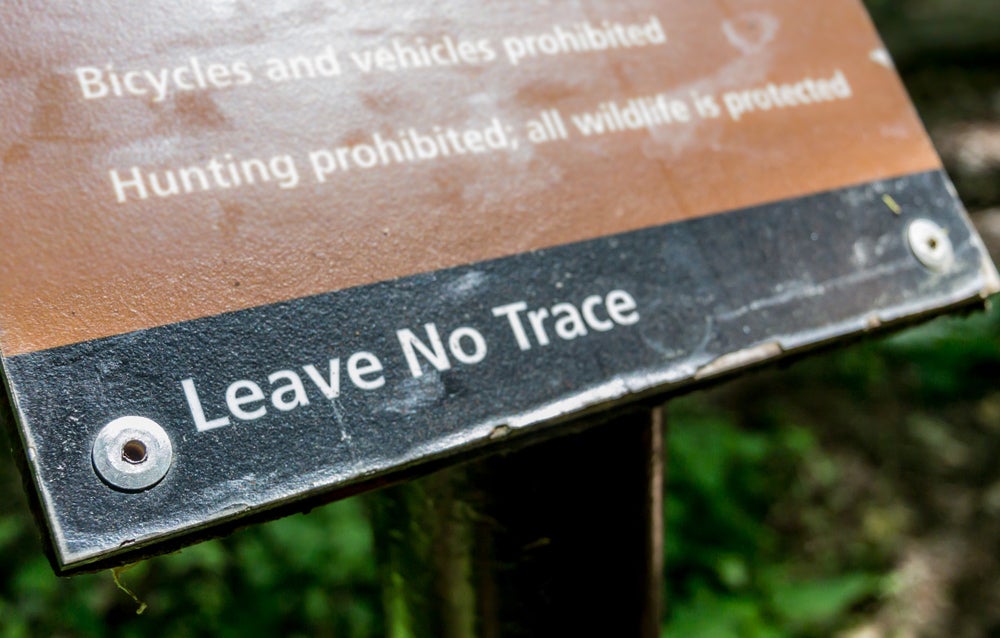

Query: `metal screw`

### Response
(92, 416, 173, 491)
(907, 219, 953, 272)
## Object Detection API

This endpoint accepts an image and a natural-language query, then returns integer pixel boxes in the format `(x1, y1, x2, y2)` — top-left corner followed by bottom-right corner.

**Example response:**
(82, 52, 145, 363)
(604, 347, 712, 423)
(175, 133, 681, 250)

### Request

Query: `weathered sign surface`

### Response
(1, 0, 997, 573)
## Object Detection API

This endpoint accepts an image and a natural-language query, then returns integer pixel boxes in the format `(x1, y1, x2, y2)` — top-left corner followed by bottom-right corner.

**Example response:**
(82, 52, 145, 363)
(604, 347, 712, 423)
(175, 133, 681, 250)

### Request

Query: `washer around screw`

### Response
(92, 416, 173, 492)
(907, 219, 954, 272)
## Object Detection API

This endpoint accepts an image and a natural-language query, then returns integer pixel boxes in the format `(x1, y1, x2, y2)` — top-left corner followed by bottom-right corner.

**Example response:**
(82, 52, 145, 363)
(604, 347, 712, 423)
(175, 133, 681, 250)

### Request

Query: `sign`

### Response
(1, 0, 996, 573)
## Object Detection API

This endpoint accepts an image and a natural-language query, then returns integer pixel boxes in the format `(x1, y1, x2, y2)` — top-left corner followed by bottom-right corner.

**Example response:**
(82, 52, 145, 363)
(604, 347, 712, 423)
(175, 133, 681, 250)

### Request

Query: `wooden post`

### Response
(371, 406, 665, 637)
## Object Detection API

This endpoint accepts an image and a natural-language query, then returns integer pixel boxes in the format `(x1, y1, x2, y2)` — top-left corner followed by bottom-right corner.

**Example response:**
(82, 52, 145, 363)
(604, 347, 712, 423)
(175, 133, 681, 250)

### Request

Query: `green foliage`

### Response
(0, 482, 381, 638)
(662, 401, 886, 637)
(880, 306, 1000, 400)
(661, 300, 1000, 636)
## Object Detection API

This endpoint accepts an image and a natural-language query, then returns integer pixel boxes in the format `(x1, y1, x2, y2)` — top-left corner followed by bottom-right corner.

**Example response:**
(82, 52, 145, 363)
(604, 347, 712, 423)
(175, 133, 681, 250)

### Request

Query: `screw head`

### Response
(907, 219, 954, 272)
(92, 416, 173, 492)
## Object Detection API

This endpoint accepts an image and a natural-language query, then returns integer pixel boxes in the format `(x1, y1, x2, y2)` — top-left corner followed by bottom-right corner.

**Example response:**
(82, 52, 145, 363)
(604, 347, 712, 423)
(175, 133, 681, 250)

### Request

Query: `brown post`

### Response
(371, 406, 665, 637)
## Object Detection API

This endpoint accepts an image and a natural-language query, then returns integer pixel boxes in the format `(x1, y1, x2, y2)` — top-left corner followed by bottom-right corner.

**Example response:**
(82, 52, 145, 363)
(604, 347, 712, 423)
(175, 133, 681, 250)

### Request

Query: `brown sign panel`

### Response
(0, 0, 996, 572)
(0, 0, 945, 356)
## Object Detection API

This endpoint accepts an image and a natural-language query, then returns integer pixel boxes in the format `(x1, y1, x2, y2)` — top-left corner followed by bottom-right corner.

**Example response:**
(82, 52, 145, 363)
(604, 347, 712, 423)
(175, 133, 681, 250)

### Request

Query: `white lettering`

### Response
(268, 370, 310, 412)
(581, 295, 614, 332)
(493, 289, 640, 350)
(606, 290, 640, 325)
(492, 302, 531, 351)
(347, 352, 385, 390)
(226, 379, 267, 421)
(303, 359, 341, 400)
(182, 378, 231, 432)
(75, 67, 109, 99)
(552, 303, 588, 340)
(397, 324, 451, 378)
(448, 327, 488, 365)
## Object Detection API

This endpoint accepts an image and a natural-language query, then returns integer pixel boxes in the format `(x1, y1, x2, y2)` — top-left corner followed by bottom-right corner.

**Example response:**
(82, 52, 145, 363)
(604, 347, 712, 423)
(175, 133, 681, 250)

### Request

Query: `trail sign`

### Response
(1, 0, 997, 573)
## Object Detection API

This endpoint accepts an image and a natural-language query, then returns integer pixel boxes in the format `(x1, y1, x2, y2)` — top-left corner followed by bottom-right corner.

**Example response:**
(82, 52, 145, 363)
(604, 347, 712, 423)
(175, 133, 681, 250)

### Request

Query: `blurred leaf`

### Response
(663, 589, 782, 638)
(765, 572, 882, 628)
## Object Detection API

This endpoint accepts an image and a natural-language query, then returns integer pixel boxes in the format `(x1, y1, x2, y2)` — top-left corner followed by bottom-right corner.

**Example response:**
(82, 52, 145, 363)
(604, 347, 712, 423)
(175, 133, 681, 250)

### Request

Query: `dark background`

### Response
(3, 2, 999, 636)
